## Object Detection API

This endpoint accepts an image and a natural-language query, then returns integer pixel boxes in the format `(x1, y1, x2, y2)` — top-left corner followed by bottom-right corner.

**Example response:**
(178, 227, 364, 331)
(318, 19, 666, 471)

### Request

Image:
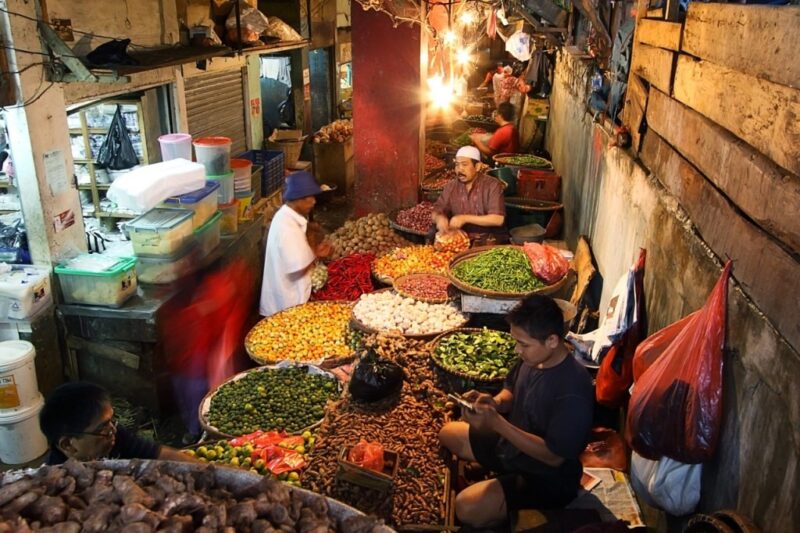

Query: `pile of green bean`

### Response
(452, 247, 546, 293)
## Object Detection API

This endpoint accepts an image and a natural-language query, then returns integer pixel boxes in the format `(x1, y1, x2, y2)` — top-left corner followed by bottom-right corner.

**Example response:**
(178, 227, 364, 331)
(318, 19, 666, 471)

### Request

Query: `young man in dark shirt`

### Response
(439, 295, 594, 528)
(39, 382, 198, 465)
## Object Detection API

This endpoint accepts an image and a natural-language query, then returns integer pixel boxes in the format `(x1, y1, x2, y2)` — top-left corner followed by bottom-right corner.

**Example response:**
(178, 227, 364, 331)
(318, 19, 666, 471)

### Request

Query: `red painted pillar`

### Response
(352, 6, 422, 214)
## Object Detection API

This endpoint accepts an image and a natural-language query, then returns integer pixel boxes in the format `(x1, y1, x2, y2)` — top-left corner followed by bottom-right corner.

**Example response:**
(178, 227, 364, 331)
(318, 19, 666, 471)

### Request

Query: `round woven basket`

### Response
(492, 152, 553, 171)
(504, 197, 564, 213)
(448, 245, 570, 299)
(350, 288, 469, 340)
(387, 208, 431, 237)
(429, 328, 517, 383)
(245, 301, 355, 365)
(393, 273, 456, 304)
(198, 363, 341, 439)
(371, 245, 452, 285)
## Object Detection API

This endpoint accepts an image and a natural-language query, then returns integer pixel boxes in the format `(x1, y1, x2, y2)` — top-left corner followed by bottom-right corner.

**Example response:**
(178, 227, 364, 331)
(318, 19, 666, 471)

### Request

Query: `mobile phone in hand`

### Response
(448, 393, 475, 412)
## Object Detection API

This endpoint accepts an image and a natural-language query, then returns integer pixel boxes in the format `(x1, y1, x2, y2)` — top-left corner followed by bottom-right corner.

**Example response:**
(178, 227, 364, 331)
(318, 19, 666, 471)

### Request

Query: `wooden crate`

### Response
(336, 445, 400, 492)
(313, 137, 354, 193)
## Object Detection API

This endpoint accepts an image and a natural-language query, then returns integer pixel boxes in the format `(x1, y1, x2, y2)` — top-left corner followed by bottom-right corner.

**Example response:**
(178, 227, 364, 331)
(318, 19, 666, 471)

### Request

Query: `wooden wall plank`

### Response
(647, 88, 800, 254)
(630, 43, 675, 94)
(636, 19, 682, 51)
(673, 55, 800, 176)
(622, 75, 648, 152)
(683, 4, 800, 89)
(641, 132, 800, 351)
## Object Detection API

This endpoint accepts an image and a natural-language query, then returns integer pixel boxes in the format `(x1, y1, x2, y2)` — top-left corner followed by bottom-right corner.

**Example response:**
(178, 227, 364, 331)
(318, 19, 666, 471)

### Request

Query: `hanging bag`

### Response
(96, 105, 139, 170)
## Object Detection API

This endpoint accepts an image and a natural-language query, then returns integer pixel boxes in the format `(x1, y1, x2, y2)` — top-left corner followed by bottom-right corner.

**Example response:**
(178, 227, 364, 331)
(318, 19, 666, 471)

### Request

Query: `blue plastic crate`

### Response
(238, 150, 284, 197)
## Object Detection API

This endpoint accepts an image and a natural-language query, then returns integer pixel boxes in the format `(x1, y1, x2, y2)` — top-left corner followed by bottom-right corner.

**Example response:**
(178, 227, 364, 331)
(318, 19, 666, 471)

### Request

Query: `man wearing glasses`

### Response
(39, 382, 198, 465)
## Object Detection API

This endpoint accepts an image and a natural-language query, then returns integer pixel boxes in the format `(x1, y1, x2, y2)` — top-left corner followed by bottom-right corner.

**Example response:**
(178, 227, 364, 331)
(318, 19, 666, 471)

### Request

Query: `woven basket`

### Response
(504, 197, 564, 213)
(350, 288, 469, 340)
(371, 245, 452, 285)
(198, 363, 340, 439)
(493, 153, 553, 171)
(245, 301, 355, 365)
(393, 273, 456, 304)
(266, 136, 307, 169)
(387, 208, 431, 237)
(448, 245, 570, 299)
(429, 327, 516, 383)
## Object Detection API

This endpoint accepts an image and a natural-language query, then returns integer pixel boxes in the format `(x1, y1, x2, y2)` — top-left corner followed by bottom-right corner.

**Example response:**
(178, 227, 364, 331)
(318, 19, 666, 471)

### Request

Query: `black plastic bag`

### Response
(86, 39, 139, 66)
(349, 349, 404, 402)
(96, 106, 139, 170)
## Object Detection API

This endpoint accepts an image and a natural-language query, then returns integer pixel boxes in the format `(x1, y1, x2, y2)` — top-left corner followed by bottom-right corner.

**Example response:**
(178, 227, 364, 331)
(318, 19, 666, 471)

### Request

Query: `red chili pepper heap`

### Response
(311, 253, 376, 301)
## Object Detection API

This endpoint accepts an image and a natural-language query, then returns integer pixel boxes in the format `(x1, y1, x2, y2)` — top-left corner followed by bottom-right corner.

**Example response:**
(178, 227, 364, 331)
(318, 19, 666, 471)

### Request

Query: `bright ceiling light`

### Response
(456, 49, 471, 65)
(442, 30, 456, 45)
(460, 11, 475, 25)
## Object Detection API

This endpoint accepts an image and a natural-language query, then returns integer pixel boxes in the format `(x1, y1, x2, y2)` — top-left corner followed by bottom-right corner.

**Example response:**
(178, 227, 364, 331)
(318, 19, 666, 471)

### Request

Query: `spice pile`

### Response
(207, 366, 339, 436)
(425, 140, 452, 158)
(433, 230, 471, 254)
(372, 245, 454, 282)
(353, 291, 466, 336)
(452, 127, 485, 148)
(246, 302, 353, 363)
(0, 460, 384, 531)
(395, 202, 434, 233)
(424, 154, 446, 176)
(452, 247, 547, 293)
(304, 335, 450, 527)
(422, 169, 457, 191)
(433, 329, 518, 380)
(313, 119, 353, 143)
(329, 213, 410, 260)
(494, 153, 552, 168)
(394, 274, 451, 302)
(463, 114, 495, 125)
(312, 253, 376, 301)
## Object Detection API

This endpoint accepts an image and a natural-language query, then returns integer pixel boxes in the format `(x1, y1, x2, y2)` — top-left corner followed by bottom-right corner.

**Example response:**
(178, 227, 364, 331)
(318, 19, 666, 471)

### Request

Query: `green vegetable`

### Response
(452, 248, 546, 293)
(435, 328, 518, 379)
(496, 154, 551, 168)
(208, 366, 338, 435)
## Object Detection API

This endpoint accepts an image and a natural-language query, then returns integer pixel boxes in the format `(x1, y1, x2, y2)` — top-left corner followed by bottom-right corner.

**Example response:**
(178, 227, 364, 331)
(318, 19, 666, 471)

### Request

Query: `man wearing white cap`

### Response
(259, 171, 332, 317)
(432, 146, 508, 244)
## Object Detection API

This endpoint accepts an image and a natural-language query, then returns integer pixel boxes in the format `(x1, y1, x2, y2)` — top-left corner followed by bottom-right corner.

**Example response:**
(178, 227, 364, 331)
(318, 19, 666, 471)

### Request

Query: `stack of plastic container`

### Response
(193, 137, 232, 175)
(0, 340, 48, 463)
(55, 254, 138, 307)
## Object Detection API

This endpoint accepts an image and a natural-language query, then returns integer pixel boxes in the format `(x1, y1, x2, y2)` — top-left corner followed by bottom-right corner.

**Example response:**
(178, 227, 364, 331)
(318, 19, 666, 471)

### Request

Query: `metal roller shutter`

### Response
(184, 69, 248, 156)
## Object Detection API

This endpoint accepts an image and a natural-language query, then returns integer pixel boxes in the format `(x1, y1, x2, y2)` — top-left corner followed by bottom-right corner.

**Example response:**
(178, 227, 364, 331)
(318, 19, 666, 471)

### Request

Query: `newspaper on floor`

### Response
(567, 468, 645, 528)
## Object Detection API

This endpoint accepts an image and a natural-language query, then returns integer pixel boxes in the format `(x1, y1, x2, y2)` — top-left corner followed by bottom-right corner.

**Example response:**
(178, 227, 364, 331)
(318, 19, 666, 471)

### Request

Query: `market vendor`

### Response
(39, 382, 198, 465)
(259, 171, 332, 317)
(432, 145, 508, 244)
(470, 102, 519, 157)
(439, 295, 594, 528)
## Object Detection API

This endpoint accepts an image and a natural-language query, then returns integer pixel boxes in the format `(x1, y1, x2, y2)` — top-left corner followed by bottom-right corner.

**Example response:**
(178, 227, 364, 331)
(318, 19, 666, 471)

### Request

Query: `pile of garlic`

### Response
(353, 290, 466, 336)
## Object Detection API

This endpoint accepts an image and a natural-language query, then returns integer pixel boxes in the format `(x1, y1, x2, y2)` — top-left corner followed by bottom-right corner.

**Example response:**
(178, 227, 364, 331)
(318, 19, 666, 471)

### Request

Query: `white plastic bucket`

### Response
(0, 394, 47, 463)
(0, 340, 39, 410)
(159, 133, 193, 162)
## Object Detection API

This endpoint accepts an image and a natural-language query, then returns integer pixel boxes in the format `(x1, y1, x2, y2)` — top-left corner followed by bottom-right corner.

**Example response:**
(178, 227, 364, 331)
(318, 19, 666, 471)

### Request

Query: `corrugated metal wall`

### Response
(184, 69, 248, 156)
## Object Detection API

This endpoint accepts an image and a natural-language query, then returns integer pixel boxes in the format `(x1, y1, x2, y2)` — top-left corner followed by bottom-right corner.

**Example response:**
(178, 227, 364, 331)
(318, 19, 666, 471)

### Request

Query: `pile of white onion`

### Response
(353, 290, 466, 336)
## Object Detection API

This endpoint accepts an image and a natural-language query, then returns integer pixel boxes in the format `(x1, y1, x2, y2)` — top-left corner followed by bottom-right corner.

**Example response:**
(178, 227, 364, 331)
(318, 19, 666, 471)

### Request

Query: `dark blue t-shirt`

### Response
(46, 426, 161, 465)
(496, 354, 594, 483)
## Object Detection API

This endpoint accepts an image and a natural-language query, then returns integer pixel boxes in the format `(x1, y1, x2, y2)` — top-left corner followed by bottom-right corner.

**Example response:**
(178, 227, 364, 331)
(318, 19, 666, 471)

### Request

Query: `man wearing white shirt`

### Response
(259, 171, 331, 316)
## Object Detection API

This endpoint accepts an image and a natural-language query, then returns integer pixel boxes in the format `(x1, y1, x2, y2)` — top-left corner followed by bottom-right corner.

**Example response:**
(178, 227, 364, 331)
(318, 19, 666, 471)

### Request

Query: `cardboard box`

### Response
(313, 136, 354, 194)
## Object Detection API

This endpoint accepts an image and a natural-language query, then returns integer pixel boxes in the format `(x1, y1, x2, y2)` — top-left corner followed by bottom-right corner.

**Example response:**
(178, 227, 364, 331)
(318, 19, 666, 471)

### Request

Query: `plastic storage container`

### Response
(55, 255, 138, 308)
(158, 133, 192, 161)
(193, 136, 232, 175)
(208, 172, 234, 204)
(162, 181, 220, 229)
(231, 158, 253, 193)
(236, 191, 255, 221)
(0, 340, 39, 410)
(219, 201, 238, 235)
(195, 211, 222, 258)
(0, 265, 52, 320)
(136, 244, 200, 285)
(127, 208, 195, 256)
(0, 394, 48, 464)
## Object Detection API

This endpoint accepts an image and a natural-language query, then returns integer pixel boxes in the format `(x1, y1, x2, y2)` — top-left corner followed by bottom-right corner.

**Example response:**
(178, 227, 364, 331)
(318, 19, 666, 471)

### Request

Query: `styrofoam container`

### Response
(219, 201, 238, 235)
(107, 159, 206, 213)
(0, 340, 38, 410)
(162, 181, 220, 229)
(127, 208, 195, 256)
(208, 172, 234, 204)
(158, 133, 192, 161)
(0, 394, 47, 464)
(55, 255, 138, 308)
(195, 211, 222, 258)
(0, 265, 52, 320)
(136, 243, 201, 285)
(193, 136, 232, 175)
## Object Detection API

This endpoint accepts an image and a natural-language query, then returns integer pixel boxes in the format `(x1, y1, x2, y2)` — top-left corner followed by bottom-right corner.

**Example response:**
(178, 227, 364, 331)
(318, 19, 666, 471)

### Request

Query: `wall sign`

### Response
(44, 150, 68, 196)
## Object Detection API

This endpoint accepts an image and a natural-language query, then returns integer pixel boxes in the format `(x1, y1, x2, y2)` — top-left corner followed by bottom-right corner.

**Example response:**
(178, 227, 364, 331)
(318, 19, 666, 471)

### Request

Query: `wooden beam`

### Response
(67, 336, 141, 370)
(636, 19, 682, 51)
(682, 4, 800, 89)
(647, 88, 800, 254)
(641, 133, 800, 351)
(673, 55, 800, 176)
(622, 74, 648, 153)
(630, 43, 675, 94)
(645, 8, 664, 19)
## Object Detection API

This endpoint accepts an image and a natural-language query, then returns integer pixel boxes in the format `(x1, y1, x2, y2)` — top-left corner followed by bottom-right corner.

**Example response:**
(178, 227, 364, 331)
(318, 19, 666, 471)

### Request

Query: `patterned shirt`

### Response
(433, 173, 507, 238)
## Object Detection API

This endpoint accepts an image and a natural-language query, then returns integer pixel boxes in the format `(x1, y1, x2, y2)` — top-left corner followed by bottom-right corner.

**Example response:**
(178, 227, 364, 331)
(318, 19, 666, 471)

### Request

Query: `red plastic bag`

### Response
(522, 242, 569, 284)
(348, 439, 385, 472)
(626, 262, 731, 463)
(596, 249, 647, 407)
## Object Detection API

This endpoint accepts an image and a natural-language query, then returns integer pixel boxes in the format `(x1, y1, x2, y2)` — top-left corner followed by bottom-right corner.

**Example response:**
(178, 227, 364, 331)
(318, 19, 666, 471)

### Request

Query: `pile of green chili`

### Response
(452, 247, 546, 293)
(496, 154, 551, 168)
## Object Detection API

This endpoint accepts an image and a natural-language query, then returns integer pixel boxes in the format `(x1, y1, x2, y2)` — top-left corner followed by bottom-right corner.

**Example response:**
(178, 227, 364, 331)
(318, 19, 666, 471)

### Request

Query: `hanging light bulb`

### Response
(442, 30, 456, 45)
(428, 75, 454, 109)
(460, 11, 475, 25)
(456, 49, 471, 65)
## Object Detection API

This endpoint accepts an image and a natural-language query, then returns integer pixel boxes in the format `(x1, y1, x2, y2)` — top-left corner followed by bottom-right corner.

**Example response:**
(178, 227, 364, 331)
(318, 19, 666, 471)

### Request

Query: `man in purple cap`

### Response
(259, 171, 332, 317)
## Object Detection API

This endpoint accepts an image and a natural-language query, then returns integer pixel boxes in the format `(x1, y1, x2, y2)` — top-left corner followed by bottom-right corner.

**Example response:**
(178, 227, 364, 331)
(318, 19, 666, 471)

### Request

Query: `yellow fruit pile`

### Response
(246, 302, 353, 363)
(373, 245, 455, 282)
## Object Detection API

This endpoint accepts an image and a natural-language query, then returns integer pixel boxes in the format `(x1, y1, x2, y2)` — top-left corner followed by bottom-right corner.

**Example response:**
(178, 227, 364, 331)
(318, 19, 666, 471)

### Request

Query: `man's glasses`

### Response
(70, 419, 117, 438)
